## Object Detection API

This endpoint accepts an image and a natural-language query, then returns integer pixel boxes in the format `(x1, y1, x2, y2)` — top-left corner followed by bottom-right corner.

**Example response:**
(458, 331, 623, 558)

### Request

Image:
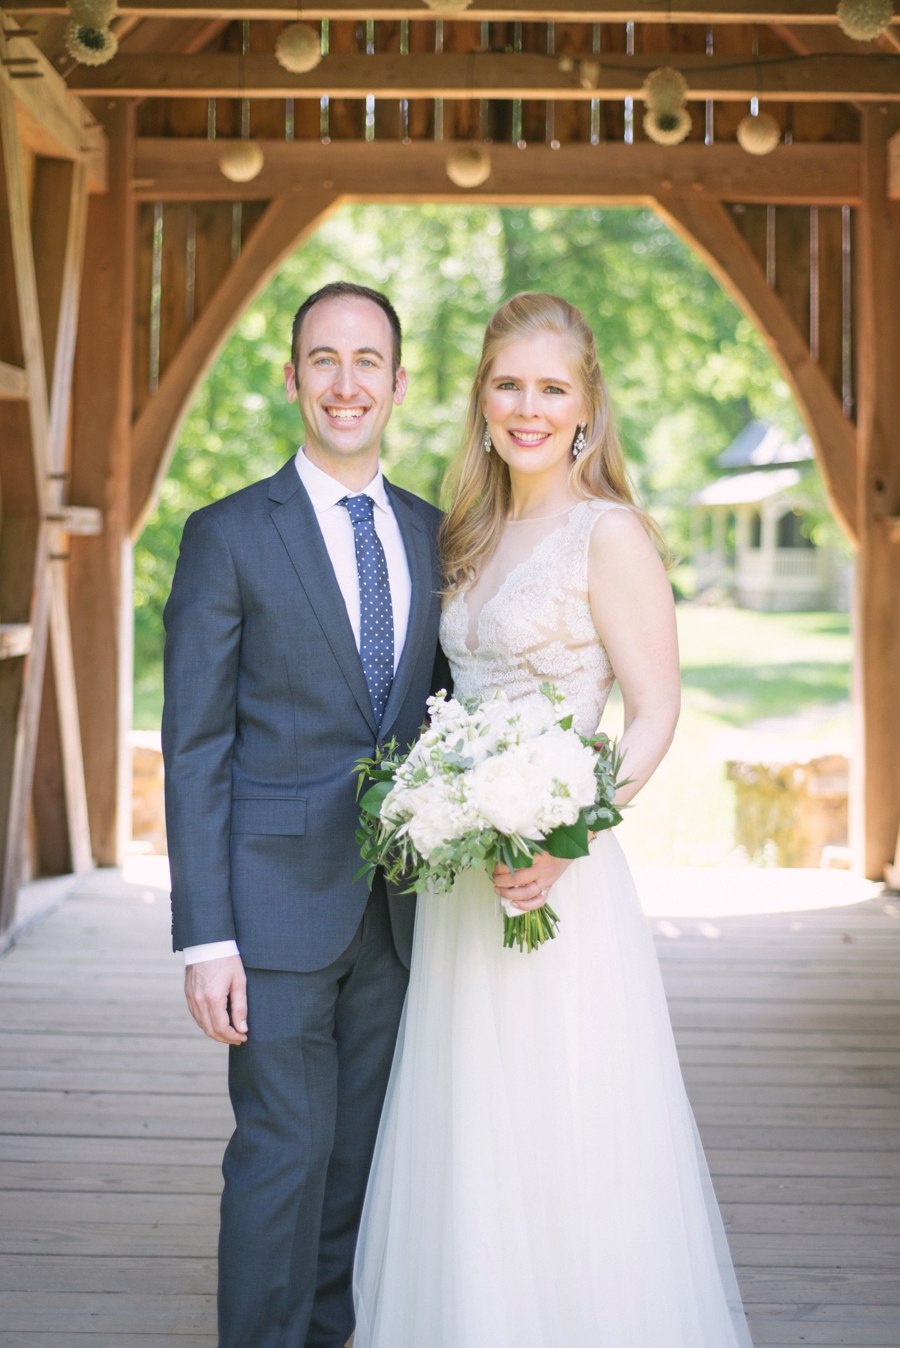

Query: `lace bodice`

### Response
(441, 498, 625, 736)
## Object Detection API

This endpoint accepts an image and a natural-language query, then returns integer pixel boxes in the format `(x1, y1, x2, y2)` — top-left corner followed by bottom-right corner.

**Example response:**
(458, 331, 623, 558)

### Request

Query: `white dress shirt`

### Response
(184, 449, 412, 966)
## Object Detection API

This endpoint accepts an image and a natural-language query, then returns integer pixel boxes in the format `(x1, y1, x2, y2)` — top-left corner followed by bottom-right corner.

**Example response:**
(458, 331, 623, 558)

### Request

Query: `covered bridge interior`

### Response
(0, 0, 898, 929)
(0, 5, 899, 1345)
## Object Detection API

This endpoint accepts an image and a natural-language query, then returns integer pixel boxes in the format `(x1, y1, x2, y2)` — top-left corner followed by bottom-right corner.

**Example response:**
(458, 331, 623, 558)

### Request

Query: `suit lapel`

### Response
(379, 481, 434, 742)
(268, 462, 377, 735)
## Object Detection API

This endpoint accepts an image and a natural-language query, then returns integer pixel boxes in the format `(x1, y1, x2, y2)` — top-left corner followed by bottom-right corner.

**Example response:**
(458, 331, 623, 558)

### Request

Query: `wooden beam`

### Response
(67, 50, 900, 101)
(1, 14, 107, 193)
(33, 157, 94, 877)
(131, 189, 338, 534)
(7, 0, 900, 23)
(133, 139, 861, 206)
(658, 194, 858, 542)
(0, 71, 54, 929)
(0, 361, 27, 399)
(852, 106, 900, 882)
(69, 101, 136, 868)
(889, 129, 900, 200)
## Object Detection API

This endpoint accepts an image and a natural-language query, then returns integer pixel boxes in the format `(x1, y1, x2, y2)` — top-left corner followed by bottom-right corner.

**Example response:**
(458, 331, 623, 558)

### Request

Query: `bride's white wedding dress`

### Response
(353, 499, 752, 1348)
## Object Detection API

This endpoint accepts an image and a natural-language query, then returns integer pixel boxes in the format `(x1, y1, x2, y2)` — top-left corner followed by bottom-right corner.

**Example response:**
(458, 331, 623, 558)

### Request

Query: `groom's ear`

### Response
(393, 366, 408, 406)
(284, 363, 299, 404)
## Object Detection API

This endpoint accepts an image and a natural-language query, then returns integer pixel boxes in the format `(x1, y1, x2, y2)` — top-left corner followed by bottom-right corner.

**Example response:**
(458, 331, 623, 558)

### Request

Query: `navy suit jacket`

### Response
(162, 456, 447, 972)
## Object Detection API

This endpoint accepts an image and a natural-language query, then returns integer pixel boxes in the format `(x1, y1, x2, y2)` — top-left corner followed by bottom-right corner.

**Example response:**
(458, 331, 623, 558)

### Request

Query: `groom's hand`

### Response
(185, 955, 248, 1045)
(492, 853, 572, 910)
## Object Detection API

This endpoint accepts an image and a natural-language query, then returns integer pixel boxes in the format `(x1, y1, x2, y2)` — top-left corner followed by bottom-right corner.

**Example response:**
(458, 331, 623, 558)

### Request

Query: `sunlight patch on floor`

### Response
(635, 864, 883, 919)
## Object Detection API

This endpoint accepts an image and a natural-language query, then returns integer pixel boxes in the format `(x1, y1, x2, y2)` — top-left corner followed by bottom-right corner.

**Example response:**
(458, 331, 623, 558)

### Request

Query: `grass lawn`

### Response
(605, 607, 852, 867)
(135, 606, 853, 868)
(134, 674, 164, 731)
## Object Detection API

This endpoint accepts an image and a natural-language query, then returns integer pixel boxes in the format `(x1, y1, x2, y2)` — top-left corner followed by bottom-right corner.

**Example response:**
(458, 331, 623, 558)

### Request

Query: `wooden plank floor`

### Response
(0, 868, 897, 1346)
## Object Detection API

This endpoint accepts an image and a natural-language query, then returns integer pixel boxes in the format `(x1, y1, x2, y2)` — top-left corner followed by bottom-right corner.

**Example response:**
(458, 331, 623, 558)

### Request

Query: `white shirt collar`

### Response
(294, 447, 391, 514)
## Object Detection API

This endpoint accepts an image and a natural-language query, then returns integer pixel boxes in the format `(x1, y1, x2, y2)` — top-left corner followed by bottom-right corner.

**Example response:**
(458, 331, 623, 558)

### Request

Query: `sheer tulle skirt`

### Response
(353, 832, 752, 1348)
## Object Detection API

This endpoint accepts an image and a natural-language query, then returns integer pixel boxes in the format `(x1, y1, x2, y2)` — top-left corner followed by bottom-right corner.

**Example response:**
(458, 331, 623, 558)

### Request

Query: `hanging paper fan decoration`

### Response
(737, 111, 781, 156)
(836, 0, 894, 40)
(65, 0, 118, 65)
(219, 140, 265, 183)
(275, 22, 322, 74)
(643, 107, 693, 146)
(445, 145, 491, 188)
(641, 66, 692, 146)
(641, 66, 689, 113)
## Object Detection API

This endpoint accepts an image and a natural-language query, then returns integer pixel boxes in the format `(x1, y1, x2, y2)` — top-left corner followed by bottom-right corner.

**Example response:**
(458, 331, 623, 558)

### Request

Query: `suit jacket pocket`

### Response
(231, 797, 308, 835)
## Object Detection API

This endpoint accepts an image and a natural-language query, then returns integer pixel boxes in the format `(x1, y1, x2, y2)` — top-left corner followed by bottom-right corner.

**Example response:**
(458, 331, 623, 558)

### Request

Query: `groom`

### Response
(162, 282, 446, 1348)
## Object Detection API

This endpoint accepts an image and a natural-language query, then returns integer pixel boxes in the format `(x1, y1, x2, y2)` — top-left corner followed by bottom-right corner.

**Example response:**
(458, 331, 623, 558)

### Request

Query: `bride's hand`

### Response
(492, 853, 572, 910)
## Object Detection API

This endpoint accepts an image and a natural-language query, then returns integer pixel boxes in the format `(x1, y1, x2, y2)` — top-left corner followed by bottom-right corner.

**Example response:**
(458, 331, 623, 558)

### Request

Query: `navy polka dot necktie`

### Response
(340, 493, 394, 729)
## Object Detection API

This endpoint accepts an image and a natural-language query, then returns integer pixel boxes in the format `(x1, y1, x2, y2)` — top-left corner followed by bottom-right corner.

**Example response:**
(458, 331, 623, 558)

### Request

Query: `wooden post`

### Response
(852, 107, 900, 880)
(0, 75, 53, 928)
(32, 155, 94, 877)
(69, 102, 136, 867)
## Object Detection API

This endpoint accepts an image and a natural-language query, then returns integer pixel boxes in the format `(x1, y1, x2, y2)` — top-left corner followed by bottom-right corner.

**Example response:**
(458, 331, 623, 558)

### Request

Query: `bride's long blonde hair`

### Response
(439, 292, 665, 593)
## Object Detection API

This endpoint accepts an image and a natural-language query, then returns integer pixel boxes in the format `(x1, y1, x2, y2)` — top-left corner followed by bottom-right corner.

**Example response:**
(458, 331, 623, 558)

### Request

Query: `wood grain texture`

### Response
(69, 102, 137, 868)
(131, 138, 862, 206)
(8, 0, 900, 20)
(0, 70, 55, 934)
(0, 871, 898, 1344)
(0, 15, 107, 193)
(67, 50, 900, 102)
(853, 107, 900, 882)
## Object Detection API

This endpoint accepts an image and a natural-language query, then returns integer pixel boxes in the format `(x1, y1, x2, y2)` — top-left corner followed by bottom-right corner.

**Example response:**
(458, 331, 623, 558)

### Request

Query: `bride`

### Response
(353, 292, 752, 1348)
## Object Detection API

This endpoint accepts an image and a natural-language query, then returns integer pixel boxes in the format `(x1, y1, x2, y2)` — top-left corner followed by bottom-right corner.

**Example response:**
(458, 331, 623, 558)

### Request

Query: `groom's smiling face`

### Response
(285, 296, 407, 475)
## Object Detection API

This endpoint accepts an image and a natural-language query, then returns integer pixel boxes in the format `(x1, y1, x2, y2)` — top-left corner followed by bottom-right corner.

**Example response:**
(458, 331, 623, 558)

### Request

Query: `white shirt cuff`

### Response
(184, 940, 240, 966)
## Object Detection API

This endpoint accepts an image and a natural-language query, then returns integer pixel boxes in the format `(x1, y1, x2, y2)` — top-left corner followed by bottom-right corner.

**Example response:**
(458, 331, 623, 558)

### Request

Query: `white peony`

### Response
(516, 694, 563, 740)
(470, 750, 547, 839)
(404, 777, 481, 857)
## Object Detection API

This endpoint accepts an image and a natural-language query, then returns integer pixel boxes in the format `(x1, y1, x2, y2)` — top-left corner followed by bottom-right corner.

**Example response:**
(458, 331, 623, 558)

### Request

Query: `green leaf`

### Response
(591, 806, 624, 834)
(543, 816, 590, 859)
(359, 780, 393, 816)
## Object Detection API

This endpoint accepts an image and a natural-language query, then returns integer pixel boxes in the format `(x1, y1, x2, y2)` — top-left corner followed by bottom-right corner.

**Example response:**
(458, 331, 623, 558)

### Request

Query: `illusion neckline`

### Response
(462, 500, 593, 657)
(504, 501, 581, 524)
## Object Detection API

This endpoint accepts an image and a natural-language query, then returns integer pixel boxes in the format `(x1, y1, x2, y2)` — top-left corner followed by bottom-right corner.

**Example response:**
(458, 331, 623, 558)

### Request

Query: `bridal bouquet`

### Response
(355, 685, 626, 952)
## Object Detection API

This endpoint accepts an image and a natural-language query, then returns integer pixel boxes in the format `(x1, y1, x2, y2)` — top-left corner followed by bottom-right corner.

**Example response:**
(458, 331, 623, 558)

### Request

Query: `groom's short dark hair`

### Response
(291, 282, 402, 374)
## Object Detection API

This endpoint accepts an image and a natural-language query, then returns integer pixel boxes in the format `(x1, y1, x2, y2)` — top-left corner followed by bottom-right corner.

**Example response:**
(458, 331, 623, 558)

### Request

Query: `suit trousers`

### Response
(217, 880, 409, 1348)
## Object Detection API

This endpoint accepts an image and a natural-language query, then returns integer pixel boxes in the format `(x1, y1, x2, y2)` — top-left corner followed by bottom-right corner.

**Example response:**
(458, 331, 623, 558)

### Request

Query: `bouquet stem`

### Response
(503, 903, 561, 953)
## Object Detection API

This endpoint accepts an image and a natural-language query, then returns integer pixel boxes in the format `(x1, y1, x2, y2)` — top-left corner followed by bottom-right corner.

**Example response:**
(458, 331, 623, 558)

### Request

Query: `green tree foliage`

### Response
(133, 203, 806, 725)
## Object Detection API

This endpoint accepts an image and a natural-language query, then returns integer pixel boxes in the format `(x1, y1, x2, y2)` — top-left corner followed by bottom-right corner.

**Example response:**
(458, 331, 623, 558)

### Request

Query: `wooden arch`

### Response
(126, 145, 898, 888)
(129, 175, 860, 542)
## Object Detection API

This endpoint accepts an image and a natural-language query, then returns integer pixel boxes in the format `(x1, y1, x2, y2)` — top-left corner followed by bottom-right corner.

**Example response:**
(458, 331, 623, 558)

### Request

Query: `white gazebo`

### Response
(692, 422, 850, 612)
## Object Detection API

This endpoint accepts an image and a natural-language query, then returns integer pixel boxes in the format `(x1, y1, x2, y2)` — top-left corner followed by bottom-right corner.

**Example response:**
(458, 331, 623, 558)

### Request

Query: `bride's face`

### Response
(482, 335, 587, 483)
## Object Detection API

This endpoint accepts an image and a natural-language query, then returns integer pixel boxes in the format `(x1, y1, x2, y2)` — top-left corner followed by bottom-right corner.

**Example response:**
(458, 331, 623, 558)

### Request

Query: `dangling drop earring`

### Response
(573, 423, 587, 458)
(483, 417, 492, 454)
